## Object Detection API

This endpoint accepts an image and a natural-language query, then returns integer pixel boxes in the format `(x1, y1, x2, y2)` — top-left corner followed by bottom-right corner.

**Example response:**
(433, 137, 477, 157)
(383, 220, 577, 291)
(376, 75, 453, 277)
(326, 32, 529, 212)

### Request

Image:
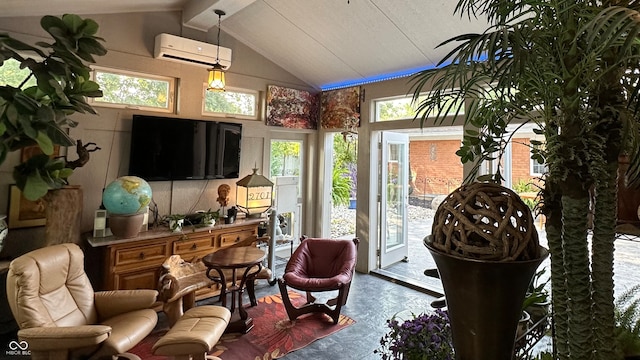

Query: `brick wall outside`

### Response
(410, 140, 463, 195)
(511, 138, 541, 189)
(409, 137, 541, 196)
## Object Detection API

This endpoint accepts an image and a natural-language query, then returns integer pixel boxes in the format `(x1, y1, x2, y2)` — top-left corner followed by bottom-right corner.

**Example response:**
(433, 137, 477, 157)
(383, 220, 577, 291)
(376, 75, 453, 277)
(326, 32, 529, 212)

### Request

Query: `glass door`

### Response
(269, 139, 303, 259)
(380, 132, 409, 268)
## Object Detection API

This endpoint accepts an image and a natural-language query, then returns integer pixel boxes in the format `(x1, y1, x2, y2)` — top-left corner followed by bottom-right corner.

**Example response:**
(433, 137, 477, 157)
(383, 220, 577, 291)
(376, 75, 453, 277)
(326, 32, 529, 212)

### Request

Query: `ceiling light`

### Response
(207, 9, 226, 92)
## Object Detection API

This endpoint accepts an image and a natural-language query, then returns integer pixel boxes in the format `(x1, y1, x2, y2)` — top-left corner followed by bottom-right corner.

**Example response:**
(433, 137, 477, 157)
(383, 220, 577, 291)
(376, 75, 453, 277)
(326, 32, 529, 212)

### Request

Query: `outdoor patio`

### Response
(332, 204, 640, 299)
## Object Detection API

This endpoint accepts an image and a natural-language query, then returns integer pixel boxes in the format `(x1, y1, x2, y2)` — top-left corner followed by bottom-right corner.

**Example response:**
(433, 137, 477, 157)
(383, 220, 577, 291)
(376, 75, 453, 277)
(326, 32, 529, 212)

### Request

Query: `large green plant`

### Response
(331, 165, 352, 207)
(0, 14, 107, 200)
(411, 1, 640, 359)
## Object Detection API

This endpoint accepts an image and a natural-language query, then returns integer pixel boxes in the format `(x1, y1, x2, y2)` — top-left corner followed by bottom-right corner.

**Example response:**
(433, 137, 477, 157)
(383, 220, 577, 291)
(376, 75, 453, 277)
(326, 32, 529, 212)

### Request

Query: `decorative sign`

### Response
(237, 186, 273, 215)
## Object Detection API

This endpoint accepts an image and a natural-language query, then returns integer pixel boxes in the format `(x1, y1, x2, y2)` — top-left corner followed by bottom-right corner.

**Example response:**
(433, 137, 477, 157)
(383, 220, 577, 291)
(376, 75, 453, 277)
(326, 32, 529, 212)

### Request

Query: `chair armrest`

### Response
(18, 325, 111, 351)
(94, 289, 158, 320)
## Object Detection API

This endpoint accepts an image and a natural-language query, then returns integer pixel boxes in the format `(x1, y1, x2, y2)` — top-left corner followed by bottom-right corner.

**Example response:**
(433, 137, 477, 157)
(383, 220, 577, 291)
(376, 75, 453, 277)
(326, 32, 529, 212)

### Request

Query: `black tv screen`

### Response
(129, 115, 241, 180)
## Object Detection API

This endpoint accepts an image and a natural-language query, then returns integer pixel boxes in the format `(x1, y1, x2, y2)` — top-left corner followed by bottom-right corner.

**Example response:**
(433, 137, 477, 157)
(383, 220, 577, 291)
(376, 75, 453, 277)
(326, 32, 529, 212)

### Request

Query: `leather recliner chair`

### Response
(6, 243, 158, 360)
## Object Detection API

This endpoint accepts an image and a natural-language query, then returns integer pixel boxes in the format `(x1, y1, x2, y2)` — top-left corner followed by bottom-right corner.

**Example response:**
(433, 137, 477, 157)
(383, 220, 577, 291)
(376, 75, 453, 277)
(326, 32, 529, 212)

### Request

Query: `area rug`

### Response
(129, 291, 355, 359)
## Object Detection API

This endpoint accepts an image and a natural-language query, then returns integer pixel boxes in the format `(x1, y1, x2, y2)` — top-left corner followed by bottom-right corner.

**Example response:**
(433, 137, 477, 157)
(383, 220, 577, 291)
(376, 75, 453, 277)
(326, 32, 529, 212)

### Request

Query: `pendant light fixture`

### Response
(207, 9, 226, 92)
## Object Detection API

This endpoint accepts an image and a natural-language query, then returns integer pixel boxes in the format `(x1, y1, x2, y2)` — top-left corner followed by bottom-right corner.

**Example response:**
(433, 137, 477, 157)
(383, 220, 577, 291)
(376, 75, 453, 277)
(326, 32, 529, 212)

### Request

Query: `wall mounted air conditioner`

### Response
(154, 33, 232, 69)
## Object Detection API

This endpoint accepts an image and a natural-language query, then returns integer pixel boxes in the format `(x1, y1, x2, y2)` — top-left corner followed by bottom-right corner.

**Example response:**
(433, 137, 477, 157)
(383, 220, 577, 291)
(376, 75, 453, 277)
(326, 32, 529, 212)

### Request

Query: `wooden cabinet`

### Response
(86, 219, 260, 300)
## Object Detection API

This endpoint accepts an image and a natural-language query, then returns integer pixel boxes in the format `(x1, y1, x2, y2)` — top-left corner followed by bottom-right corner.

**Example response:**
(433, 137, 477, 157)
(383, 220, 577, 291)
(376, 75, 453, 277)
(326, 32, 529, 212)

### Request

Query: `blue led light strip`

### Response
(320, 53, 488, 91)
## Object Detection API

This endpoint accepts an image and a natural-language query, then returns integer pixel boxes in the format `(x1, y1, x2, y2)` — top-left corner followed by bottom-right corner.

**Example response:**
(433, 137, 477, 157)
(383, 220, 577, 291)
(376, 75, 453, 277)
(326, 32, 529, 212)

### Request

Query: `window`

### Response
(0, 58, 37, 88)
(531, 142, 547, 175)
(91, 67, 175, 112)
(203, 86, 258, 119)
(374, 93, 464, 122)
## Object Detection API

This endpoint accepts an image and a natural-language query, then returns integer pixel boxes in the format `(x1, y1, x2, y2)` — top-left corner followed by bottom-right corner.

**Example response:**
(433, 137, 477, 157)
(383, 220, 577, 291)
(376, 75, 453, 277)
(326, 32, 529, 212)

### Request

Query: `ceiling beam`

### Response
(182, 0, 257, 31)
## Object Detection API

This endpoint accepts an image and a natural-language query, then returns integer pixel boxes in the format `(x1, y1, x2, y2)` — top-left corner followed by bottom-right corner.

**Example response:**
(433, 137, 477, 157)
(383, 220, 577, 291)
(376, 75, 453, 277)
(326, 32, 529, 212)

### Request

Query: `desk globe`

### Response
(102, 176, 152, 238)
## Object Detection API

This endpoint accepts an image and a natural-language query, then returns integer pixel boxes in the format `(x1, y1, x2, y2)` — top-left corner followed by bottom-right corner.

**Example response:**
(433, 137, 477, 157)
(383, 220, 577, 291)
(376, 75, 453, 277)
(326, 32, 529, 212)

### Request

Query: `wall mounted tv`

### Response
(129, 115, 242, 181)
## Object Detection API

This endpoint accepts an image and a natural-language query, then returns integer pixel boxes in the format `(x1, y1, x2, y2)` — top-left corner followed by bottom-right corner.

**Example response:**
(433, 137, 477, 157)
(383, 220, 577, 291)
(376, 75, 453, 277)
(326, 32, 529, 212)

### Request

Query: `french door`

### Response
(379, 132, 409, 268)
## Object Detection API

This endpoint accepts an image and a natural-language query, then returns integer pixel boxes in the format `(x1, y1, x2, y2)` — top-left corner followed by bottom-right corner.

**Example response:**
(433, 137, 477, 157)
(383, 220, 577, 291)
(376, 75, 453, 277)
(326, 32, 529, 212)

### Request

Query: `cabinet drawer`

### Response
(115, 243, 168, 266)
(219, 229, 256, 248)
(114, 269, 159, 290)
(173, 237, 213, 255)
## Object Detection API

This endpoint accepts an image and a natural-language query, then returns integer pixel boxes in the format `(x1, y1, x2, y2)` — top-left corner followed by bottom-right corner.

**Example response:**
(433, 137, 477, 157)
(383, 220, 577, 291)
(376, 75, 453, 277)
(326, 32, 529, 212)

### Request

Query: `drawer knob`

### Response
(191, 244, 197, 250)
(139, 252, 145, 259)
(235, 236, 240, 242)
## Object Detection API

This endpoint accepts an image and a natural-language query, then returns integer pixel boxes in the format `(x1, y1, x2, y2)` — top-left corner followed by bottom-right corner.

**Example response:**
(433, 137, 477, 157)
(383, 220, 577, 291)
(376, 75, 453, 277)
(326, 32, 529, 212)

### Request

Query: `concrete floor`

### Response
(245, 271, 439, 360)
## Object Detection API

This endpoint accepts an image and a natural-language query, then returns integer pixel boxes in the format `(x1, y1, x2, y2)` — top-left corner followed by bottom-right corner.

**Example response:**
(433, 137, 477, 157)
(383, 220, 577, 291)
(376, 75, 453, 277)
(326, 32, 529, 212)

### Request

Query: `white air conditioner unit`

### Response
(154, 33, 232, 69)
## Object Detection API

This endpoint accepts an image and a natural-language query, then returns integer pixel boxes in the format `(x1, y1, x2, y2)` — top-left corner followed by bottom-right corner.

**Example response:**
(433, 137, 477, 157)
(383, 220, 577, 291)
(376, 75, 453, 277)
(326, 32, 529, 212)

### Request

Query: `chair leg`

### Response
(341, 282, 352, 306)
(305, 291, 317, 304)
(278, 279, 299, 321)
(278, 279, 346, 325)
(329, 286, 349, 324)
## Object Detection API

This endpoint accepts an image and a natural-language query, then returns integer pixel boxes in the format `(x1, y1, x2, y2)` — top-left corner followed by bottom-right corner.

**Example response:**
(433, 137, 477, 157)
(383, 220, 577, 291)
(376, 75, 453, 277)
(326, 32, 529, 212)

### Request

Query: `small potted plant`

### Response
(165, 214, 186, 232)
(374, 309, 454, 360)
(201, 209, 220, 226)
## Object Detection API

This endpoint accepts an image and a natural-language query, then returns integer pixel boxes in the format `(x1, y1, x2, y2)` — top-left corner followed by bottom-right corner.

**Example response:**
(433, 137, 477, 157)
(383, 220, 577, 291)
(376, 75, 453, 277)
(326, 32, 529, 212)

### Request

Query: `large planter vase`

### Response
(44, 185, 83, 247)
(425, 237, 548, 360)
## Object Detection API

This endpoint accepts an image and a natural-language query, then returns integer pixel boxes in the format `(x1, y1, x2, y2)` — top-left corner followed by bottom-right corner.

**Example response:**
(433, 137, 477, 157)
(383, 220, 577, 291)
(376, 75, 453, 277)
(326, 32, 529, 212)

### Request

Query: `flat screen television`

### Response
(129, 115, 241, 180)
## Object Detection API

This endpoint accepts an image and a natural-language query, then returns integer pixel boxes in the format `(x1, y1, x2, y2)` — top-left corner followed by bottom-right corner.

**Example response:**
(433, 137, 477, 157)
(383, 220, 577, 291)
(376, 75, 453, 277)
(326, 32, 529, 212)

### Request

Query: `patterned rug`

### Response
(129, 291, 355, 359)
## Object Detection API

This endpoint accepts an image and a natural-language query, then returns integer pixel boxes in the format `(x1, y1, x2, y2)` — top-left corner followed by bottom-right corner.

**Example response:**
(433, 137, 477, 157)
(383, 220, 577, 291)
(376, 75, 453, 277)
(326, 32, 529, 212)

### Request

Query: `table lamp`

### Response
(236, 168, 274, 218)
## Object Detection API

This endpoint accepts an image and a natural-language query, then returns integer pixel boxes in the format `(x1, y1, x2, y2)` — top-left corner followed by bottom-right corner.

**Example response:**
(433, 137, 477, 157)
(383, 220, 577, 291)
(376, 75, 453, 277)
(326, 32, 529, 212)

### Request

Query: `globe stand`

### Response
(109, 213, 144, 239)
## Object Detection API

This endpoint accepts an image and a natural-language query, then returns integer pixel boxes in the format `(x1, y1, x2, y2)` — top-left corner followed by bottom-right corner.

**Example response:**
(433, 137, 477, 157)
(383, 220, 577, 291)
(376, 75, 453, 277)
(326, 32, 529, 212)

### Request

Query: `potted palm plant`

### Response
(411, 1, 640, 358)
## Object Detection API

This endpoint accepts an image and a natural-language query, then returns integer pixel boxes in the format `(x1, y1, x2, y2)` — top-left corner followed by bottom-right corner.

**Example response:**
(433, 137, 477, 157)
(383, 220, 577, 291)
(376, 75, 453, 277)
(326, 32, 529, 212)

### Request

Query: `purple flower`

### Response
(375, 310, 454, 360)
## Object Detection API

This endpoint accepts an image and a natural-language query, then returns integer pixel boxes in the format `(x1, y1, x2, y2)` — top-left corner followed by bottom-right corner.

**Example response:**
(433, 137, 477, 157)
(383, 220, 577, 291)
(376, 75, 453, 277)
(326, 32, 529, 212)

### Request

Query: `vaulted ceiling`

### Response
(0, 0, 489, 90)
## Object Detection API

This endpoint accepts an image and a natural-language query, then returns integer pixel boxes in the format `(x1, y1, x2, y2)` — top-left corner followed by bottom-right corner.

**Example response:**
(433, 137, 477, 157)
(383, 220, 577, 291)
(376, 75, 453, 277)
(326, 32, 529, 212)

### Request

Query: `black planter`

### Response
(425, 237, 548, 360)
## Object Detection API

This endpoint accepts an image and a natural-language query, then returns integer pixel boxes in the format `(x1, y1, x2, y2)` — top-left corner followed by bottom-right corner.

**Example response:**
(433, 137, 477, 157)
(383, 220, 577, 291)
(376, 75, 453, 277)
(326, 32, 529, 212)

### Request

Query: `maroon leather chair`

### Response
(278, 237, 359, 324)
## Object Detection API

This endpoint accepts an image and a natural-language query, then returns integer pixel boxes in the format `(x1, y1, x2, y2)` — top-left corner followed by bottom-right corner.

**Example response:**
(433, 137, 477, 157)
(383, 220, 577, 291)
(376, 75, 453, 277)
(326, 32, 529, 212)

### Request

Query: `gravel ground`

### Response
(331, 204, 435, 238)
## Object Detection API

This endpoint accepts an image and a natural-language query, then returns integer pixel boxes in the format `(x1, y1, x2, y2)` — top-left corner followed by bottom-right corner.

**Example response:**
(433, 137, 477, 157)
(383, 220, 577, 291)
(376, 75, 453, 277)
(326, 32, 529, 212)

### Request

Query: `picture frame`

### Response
(320, 86, 361, 130)
(8, 185, 47, 229)
(266, 85, 319, 129)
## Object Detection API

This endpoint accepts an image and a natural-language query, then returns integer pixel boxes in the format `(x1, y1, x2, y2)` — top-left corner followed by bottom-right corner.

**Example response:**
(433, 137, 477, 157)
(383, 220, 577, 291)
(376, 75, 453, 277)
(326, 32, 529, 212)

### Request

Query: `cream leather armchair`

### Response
(6, 243, 158, 360)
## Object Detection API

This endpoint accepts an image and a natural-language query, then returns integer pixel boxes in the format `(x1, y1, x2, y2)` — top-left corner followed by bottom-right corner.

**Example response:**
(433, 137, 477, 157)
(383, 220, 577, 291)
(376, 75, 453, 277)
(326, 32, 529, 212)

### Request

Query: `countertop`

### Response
(86, 217, 264, 247)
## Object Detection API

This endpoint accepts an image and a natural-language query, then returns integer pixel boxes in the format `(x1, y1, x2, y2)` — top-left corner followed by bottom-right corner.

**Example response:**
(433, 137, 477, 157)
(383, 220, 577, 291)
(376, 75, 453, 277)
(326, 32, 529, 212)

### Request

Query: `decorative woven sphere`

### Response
(430, 182, 540, 261)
